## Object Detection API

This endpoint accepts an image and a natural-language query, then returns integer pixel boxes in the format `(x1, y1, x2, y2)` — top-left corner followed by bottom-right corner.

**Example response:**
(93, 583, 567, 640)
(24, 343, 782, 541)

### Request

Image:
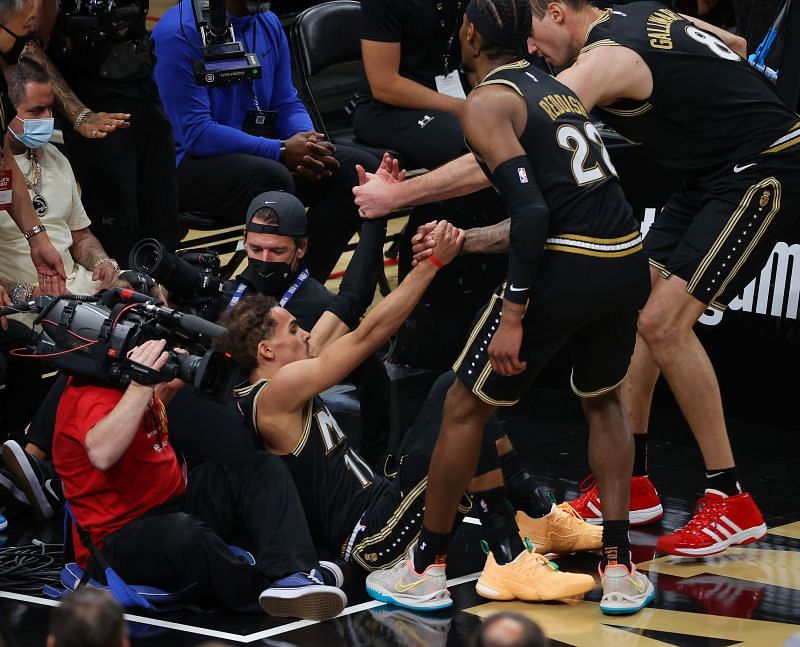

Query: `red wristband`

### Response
(429, 254, 444, 269)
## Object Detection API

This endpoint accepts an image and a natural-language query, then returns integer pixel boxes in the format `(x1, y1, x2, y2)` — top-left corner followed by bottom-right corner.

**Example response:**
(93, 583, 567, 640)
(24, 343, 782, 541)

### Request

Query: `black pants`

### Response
(353, 102, 467, 171)
(177, 144, 381, 281)
(0, 321, 49, 442)
(99, 452, 320, 612)
(60, 95, 180, 263)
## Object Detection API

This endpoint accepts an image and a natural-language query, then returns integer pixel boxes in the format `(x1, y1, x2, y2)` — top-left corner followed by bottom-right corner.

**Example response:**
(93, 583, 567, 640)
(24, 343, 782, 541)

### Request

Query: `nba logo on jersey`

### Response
(517, 168, 529, 183)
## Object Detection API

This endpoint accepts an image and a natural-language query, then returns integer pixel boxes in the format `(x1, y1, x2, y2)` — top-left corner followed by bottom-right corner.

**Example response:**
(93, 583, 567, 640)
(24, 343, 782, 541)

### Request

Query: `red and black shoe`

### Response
(656, 489, 767, 557)
(568, 475, 664, 526)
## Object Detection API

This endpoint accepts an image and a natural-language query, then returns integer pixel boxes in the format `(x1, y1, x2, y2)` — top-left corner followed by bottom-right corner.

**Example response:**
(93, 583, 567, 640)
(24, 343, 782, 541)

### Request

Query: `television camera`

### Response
(3, 289, 237, 401)
(129, 238, 225, 319)
(191, 0, 262, 86)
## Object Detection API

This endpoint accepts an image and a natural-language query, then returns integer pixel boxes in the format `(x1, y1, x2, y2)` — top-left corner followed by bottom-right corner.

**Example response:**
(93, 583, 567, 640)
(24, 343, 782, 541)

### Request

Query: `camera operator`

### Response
(201, 191, 392, 467)
(52, 335, 347, 619)
(26, 0, 180, 262)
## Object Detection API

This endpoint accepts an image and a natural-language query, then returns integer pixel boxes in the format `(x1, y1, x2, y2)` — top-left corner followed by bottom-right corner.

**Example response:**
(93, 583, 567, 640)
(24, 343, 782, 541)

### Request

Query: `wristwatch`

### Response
(23, 224, 47, 240)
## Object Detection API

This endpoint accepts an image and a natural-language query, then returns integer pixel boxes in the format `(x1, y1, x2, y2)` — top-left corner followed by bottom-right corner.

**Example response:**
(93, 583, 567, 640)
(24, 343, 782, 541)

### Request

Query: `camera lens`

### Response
(129, 238, 167, 275)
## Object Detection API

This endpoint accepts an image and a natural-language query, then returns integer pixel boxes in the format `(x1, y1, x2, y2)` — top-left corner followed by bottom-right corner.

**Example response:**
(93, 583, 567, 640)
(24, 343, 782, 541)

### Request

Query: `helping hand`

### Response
(424, 220, 465, 267)
(411, 220, 464, 267)
(77, 111, 131, 139)
(353, 151, 408, 219)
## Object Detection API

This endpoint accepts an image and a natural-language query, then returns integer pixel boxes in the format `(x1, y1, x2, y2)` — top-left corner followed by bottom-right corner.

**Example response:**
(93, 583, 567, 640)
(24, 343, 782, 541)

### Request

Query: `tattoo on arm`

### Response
(22, 42, 87, 123)
(462, 218, 510, 255)
(70, 230, 109, 269)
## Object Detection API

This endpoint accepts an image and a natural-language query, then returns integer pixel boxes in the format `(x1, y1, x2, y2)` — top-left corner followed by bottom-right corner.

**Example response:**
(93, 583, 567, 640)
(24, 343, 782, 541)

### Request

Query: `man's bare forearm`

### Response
(462, 218, 510, 255)
(23, 42, 86, 123)
(400, 154, 491, 207)
(70, 229, 110, 269)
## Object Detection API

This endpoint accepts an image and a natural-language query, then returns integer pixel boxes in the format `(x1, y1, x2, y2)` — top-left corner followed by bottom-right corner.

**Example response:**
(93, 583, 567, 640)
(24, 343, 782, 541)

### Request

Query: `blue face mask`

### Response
(11, 116, 54, 148)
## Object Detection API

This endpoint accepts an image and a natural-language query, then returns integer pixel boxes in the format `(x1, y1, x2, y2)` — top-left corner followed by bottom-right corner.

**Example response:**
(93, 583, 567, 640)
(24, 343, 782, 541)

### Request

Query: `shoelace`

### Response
(480, 538, 560, 571)
(676, 496, 728, 537)
(556, 502, 587, 522)
(570, 475, 599, 507)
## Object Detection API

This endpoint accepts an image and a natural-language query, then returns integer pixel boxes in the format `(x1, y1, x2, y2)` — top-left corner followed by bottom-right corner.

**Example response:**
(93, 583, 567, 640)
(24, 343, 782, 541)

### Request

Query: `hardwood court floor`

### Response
(0, 354, 798, 646)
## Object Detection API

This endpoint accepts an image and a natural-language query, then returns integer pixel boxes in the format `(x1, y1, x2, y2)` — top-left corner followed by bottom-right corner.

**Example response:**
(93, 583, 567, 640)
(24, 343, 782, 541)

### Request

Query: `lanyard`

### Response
(226, 268, 310, 311)
(438, 0, 465, 75)
(226, 281, 249, 311)
(248, 20, 262, 110)
(279, 268, 309, 307)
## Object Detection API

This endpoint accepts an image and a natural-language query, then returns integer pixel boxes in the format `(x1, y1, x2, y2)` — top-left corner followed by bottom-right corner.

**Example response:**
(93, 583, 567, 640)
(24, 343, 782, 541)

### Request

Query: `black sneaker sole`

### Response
(2, 442, 53, 520)
(259, 587, 346, 621)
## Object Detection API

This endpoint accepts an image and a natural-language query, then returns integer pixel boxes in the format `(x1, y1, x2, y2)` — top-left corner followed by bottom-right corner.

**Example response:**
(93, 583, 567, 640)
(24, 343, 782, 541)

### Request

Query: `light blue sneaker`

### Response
(259, 569, 347, 621)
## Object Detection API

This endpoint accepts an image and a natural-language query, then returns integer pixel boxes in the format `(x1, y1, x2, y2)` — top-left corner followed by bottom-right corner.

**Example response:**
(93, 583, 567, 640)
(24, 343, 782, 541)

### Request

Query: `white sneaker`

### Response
(599, 562, 655, 615)
(365, 545, 452, 611)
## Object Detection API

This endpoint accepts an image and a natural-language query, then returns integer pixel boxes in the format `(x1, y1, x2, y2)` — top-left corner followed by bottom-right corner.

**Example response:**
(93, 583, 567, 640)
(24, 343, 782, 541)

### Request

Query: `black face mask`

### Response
(248, 257, 294, 296)
(0, 25, 30, 66)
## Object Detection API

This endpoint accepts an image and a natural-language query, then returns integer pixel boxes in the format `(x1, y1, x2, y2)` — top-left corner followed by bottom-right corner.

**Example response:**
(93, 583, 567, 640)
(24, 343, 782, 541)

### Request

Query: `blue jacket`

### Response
(152, 0, 314, 165)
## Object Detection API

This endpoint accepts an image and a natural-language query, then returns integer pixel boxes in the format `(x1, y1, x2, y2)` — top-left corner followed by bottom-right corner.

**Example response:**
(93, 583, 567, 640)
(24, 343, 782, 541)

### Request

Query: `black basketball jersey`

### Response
(471, 60, 640, 245)
(585, 3, 800, 171)
(234, 379, 392, 554)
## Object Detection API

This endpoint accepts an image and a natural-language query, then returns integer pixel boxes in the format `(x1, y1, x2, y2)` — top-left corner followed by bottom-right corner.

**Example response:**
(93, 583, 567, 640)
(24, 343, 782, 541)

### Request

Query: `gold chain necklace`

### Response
(24, 148, 48, 217)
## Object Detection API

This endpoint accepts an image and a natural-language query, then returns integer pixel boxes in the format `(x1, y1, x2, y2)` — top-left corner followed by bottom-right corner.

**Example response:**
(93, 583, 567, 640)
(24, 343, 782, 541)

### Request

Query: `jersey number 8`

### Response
(557, 122, 619, 186)
(685, 25, 740, 61)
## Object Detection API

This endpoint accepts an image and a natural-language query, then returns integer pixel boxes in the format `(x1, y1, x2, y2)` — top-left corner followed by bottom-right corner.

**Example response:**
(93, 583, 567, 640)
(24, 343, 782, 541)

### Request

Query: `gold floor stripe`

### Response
(768, 521, 800, 539)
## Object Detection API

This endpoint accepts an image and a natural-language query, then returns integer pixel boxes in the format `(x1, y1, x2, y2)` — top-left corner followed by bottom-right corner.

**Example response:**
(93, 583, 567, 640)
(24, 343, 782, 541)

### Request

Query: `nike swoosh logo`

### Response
(733, 163, 757, 173)
(627, 577, 645, 594)
(395, 577, 429, 593)
(508, 285, 529, 292)
(706, 471, 724, 478)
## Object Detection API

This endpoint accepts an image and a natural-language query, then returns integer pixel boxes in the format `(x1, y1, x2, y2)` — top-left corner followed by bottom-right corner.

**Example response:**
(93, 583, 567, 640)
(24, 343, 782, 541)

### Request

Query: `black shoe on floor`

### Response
(2, 440, 63, 520)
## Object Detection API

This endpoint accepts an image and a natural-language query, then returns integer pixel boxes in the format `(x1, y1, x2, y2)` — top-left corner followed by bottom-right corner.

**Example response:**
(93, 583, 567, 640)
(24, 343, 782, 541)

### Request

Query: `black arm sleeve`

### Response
(490, 156, 550, 306)
(326, 217, 388, 329)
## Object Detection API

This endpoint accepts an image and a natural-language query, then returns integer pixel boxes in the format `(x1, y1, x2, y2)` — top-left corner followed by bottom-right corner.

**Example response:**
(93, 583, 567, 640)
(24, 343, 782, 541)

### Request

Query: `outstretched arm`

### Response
(22, 42, 130, 138)
(262, 221, 464, 412)
(353, 153, 491, 218)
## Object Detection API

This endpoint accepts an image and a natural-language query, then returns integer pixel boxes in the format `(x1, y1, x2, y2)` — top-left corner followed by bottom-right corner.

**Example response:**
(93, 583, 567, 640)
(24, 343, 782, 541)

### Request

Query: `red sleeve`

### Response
(60, 384, 124, 444)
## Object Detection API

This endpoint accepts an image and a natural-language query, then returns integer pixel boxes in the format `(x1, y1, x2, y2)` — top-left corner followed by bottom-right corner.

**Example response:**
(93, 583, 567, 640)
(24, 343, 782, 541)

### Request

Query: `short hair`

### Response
(469, 612, 548, 647)
(0, 0, 24, 26)
(473, 0, 532, 59)
(48, 588, 127, 647)
(529, 0, 589, 19)
(5, 57, 49, 106)
(214, 293, 279, 374)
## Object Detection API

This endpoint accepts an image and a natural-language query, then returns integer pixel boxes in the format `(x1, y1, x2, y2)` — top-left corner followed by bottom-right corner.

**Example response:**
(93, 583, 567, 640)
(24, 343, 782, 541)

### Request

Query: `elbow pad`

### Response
(326, 218, 388, 329)
(491, 156, 550, 305)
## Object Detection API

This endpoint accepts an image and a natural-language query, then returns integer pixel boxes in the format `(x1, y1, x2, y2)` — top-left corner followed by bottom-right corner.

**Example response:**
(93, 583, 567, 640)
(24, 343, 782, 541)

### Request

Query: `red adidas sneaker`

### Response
(656, 490, 767, 557)
(568, 475, 664, 526)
